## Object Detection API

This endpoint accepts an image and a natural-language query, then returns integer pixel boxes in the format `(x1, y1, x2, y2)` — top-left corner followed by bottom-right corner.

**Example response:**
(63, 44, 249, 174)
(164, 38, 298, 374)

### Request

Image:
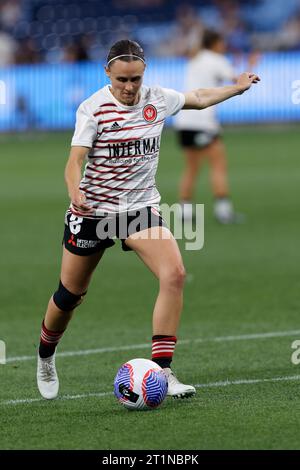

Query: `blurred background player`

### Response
(174, 29, 242, 224)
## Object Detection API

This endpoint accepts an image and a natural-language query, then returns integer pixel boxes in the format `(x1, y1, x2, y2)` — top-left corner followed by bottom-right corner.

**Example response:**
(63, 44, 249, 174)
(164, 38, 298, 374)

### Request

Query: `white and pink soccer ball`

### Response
(114, 358, 168, 410)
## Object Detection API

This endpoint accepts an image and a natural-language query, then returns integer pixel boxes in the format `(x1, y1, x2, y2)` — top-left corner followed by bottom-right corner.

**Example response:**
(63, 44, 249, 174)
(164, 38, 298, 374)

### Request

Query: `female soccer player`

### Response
(175, 30, 239, 224)
(37, 39, 259, 400)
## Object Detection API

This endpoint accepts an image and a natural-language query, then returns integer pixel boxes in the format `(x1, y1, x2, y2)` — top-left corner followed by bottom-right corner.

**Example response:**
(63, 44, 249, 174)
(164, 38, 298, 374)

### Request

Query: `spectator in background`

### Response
(113, 0, 166, 8)
(174, 29, 242, 224)
(0, 0, 21, 31)
(213, 0, 251, 54)
(63, 35, 90, 62)
(279, 13, 300, 50)
(157, 4, 203, 57)
(0, 25, 17, 65)
(14, 37, 41, 64)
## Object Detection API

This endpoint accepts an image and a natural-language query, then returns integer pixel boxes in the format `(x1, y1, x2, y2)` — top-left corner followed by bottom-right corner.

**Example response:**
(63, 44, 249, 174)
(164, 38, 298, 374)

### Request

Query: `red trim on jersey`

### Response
(92, 145, 148, 151)
(80, 188, 120, 204)
(98, 117, 125, 125)
(90, 150, 157, 160)
(96, 137, 141, 143)
(80, 187, 119, 199)
(84, 171, 131, 182)
(86, 166, 113, 174)
(85, 196, 119, 205)
(70, 206, 114, 216)
(102, 118, 165, 133)
(86, 165, 134, 175)
(84, 175, 156, 192)
(90, 161, 134, 169)
(94, 110, 130, 117)
(100, 102, 117, 107)
(88, 154, 108, 159)
(88, 152, 113, 159)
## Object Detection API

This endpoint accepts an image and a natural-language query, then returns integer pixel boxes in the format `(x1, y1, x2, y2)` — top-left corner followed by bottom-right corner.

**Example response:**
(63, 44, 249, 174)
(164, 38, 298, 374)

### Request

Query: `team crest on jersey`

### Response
(143, 104, 157, 122)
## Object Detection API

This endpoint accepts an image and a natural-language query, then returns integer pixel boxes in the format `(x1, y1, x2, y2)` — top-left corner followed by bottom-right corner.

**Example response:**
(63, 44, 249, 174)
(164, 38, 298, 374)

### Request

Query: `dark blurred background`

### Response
(1, 0, 300, 64)
(1, 0, 300, 130)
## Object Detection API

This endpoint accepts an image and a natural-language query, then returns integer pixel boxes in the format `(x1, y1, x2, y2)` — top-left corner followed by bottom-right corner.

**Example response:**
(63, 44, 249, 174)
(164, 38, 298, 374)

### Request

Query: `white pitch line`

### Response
(194, 374, 300, 388)
(197, 329, 300, 343)
(5, 329, 300, 364)
(2, 374, 300, 406)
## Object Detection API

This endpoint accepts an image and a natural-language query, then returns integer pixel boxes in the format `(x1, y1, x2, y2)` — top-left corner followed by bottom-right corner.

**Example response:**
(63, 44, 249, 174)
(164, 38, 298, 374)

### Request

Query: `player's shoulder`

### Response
(192, 49, 228, 65)
(78, 86, 111, 115)
(142, 84, 164, 100)
(142, 84, 177, 103)
(207, 50, 231, 67)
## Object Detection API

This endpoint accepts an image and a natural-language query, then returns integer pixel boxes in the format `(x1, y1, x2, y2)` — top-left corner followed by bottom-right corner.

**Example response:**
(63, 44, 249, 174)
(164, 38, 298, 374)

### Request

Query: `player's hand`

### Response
(236, 72, 260, 93)
(70, 189, 94, 215)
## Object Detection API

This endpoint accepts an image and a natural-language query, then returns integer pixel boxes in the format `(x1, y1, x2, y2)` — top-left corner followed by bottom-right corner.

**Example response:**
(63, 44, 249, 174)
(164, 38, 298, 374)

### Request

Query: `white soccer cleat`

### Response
(37, 353, 59, 400)
(214, 199, 245, 225)
(164, 368, 196, 399)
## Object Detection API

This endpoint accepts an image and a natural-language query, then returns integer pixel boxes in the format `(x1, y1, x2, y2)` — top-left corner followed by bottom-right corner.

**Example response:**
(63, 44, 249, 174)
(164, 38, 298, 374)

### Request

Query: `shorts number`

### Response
(69, 215, 83, 235)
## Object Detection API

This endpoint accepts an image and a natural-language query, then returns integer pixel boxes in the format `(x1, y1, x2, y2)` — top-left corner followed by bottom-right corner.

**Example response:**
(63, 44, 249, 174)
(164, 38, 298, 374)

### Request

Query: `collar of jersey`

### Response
(107, 85, 143, 110)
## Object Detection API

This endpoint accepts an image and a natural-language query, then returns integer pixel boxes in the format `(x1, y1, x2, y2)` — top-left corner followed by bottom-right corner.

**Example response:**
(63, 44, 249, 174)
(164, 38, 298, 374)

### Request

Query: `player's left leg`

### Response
(206, 138, 229, 198)
(179, 147, 206, 221)
(37, 247, 106, 400)
(125, 226, 196, 398)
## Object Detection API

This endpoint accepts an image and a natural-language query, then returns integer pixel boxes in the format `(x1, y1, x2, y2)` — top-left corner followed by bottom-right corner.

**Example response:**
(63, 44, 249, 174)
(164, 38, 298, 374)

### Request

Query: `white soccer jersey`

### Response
(174, 50, 235, 132)
(71, 84, 185, 216)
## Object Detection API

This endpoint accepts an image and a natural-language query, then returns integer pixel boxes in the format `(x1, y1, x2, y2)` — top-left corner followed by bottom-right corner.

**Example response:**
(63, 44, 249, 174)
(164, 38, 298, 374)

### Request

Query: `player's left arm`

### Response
(183, 72, 260, 110)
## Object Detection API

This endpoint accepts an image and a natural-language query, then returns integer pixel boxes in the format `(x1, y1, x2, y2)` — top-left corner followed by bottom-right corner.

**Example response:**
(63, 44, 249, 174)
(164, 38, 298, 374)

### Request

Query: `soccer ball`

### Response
(114, 358, 168, 410)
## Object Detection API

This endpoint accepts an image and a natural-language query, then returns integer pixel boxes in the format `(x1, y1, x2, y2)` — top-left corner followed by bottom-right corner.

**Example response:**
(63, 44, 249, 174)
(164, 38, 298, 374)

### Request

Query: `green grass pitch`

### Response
(0, 126, 300, 450)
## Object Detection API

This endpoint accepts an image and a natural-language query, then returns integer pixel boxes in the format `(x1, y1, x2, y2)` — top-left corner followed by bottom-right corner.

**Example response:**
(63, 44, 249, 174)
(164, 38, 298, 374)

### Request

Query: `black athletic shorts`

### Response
(63, 206, 167, 256)
(177, 130, 220, 149)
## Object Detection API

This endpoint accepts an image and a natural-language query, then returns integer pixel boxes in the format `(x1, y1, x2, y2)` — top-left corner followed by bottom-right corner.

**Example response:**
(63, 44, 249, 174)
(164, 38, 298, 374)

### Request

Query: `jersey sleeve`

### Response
(71, 101, 98, 148)
(217, 57, 236, 82)
(160, 87, 185, 117)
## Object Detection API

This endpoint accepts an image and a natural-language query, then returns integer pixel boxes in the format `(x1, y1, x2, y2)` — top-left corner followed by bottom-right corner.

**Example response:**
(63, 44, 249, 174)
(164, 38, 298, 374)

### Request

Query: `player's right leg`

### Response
(206, 138, 243, 224)
(125, 226, 196, 398)
(37, 247, 105, 400)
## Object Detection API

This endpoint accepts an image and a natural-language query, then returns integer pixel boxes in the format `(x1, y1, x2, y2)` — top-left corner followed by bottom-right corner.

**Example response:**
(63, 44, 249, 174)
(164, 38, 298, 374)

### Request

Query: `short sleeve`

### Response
(217, 57, 235, 82)
(160, 87, 185, 117)
(71, 101, 98, 148)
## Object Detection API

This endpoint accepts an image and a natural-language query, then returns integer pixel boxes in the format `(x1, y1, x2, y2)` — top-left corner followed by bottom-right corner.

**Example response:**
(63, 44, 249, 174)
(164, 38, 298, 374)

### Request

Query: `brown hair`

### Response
(107, 40, 145, 67)
(202, 30, 223, 50)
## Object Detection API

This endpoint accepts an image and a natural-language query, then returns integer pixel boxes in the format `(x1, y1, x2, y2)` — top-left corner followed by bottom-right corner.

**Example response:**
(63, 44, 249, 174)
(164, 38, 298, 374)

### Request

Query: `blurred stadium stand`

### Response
(1, 0, 300, 64)
(1, 0, 300, 130)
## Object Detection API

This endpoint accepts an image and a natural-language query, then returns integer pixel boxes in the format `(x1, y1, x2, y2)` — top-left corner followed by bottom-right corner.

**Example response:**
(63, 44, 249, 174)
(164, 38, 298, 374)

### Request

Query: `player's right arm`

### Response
(183, 72, 260, 110)
(64, 146, 94, 215)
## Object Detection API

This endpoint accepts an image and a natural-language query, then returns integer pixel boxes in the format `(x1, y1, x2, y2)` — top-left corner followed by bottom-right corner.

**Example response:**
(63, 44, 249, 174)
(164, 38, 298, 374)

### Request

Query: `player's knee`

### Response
(161, 264, 186, 291)
(53, 280, 87, 312)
